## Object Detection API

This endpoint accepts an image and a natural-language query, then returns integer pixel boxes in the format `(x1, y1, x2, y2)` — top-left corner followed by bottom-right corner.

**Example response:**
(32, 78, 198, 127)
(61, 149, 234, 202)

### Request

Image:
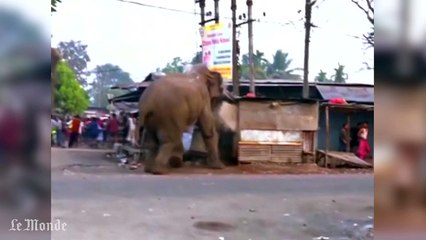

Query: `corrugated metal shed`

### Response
(111, 102, 139, 112)
(316, 85, 374, 103)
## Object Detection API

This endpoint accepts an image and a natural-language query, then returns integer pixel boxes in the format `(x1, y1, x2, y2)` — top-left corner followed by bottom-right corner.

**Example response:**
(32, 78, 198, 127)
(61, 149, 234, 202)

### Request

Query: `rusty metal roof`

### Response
(321, 103, 374, 112)
(316, 85, 374, 103)
(112, 101, 139, 112)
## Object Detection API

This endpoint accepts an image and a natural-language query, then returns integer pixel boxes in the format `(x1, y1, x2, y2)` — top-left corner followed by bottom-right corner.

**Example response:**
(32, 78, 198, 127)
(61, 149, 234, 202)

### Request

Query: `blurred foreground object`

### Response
(375, 0, 426, 236)
(0, 4, 51, 234)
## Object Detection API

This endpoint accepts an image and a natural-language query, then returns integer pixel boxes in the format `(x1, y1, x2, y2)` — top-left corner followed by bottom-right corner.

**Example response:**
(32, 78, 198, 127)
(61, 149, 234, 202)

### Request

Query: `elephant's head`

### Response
(185, 64, 224, 105)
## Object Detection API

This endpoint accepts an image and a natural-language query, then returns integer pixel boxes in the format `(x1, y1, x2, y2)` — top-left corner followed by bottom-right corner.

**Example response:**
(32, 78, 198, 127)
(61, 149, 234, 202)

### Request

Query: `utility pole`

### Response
(303, 0, 315, 99)
(247, 0, 255, 94)
(398, 0, 411, 76)
(197, 0, 206, 26)
(198, 0, 219, 26)
(231, 0, 239, 96)
(214, 0, 219, 23)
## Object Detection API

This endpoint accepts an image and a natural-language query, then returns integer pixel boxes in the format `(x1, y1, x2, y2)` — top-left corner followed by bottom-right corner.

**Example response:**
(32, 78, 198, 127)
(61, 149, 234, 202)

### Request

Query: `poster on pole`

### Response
(201, 22, 233, 81)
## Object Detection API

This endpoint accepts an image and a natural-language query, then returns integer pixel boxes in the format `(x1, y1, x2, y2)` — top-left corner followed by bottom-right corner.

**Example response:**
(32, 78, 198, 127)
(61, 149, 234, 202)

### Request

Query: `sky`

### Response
(9, 0, 422, 85)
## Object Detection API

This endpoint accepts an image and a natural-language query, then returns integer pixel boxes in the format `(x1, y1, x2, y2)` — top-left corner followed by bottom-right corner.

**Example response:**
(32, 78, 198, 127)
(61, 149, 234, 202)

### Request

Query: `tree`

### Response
(162, 57, 186, 74)
(191, 51, 202, 64)
(55, 61, 90, 114)
(240, 50, 269, 79)
(57, 40, 91, 87)
(350, 0, 374, 47)
(90, 64, 134, 108)
(51, 0, 63, 12)
(315, 70, 331, 82)
(266, 50, 301, 80)
(331, 63, 349, 83)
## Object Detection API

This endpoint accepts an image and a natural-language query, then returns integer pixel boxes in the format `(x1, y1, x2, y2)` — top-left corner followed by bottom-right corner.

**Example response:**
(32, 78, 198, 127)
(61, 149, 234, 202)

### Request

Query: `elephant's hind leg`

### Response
(169, 142, 184, 168)
(141, 129, 159, 174)
(150, 142, 176, 175)
(151, 130, 187, 174)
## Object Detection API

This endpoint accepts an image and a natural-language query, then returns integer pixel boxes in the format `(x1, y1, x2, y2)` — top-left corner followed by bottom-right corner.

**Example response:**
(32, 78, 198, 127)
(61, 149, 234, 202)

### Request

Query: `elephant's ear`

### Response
(191, 64, 223, 99)
(206, 71, 223, 99)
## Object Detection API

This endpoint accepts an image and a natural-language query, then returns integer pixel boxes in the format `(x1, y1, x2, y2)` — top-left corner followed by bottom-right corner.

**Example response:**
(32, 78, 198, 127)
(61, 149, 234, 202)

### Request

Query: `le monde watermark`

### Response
(9, 219, 67, 232)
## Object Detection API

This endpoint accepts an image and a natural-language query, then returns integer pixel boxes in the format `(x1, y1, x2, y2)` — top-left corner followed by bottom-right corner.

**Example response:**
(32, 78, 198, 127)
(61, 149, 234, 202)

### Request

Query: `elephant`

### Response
(136, 64, 226, 174)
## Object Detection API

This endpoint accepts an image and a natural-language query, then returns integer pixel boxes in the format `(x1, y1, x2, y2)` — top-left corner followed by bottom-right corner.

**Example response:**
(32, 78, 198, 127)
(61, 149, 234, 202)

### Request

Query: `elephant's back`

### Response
(138, 74, 207, 126)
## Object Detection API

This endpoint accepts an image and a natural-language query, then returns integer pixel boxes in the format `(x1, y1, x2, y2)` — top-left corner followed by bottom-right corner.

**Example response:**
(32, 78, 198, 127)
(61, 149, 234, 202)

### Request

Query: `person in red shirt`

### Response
(68, 115, 81, 148)
(107, 113, 119, 144)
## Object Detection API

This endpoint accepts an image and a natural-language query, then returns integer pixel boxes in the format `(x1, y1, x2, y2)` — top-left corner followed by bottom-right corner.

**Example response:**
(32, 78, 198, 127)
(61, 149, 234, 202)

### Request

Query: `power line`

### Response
(115, 0, 198, 15)
(114, 0, 362, 39)
(115, 0, 297, 27)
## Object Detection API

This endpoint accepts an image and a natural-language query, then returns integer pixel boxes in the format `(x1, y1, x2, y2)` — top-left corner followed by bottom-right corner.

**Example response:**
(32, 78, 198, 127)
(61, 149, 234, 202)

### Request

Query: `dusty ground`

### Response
(56, 145, 374, 175)
(163, 162, 373, 175)
(47, 148, 374, 240)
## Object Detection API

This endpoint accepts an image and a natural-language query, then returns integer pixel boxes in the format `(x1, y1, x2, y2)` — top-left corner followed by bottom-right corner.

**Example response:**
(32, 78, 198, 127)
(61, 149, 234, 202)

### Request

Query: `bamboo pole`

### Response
(346, 113, 351, 152)
(325, 106, 330, 167)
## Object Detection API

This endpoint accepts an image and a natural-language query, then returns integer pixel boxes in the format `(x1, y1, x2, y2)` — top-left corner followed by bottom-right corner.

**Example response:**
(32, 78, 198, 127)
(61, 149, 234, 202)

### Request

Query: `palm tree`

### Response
(315, 70, 330, 82)
(241, 50, 269, 79)
(266, 50, 300, 80)
(331, 63, 349, 83)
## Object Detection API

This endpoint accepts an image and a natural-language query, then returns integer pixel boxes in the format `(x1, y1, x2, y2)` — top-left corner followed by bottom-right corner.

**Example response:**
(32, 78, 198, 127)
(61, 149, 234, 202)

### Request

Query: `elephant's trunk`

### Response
(213, 101, 238, 133)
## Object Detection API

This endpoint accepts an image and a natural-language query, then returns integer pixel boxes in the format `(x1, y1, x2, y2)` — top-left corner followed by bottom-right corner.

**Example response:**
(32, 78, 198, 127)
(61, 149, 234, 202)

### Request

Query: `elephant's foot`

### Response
(150, 166, 169, 175)
(169, 156, 183, 168)
(144, 165, 153, 173)
(207, 160, 225, 169)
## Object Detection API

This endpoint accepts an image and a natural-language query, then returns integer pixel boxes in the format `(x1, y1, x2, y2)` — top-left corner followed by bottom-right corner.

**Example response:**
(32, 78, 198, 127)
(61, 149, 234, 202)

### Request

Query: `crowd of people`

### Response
(51, 112, 138, 149)
(339, 121, 371, 160)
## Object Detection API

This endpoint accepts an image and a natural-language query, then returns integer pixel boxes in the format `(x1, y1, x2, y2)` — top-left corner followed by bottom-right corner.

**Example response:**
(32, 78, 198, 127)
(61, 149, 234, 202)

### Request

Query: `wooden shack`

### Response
(236, 98, 319, 163)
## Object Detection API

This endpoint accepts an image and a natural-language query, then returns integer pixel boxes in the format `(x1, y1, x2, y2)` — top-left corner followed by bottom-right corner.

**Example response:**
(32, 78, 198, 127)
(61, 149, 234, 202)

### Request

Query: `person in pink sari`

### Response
(356, 122, 370, 160)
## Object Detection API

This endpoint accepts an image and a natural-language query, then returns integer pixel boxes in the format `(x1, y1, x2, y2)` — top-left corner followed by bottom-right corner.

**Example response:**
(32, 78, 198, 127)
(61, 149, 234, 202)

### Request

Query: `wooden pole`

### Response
(214, 0, 219, 23)
(302, 0, 313, 99)
(398, 0, 411, 75)
(346, 113, 351, 152)
(231, 0, 239, 96)
(325, 105, 330, 167)
(199, 0, 206, 25)
(247, 0, 255, 94)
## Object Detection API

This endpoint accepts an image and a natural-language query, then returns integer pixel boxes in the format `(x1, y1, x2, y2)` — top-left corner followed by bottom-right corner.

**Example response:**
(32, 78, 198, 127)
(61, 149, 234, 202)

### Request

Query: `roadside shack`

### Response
(316, 103, 374, 168)
(236, 97, 319, 164)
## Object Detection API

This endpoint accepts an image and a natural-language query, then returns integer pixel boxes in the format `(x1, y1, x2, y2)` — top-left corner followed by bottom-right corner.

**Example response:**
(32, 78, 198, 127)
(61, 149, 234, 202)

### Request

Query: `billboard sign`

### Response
(201, 22, 233, 80)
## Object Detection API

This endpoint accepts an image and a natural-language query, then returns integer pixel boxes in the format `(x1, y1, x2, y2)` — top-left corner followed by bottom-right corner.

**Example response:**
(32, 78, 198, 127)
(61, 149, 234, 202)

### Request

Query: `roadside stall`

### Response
(316, 103, 374, 168)
(236, 98, 319, 164)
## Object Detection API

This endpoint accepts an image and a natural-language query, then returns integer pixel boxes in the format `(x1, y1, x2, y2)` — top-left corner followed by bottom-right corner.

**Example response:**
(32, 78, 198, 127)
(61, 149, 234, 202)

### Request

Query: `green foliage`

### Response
(240, 50, 301, 80)
(51, 0, 62, 12)
(331, 63, 348, 83)
(55, 61, 90, 114)
(315, 64, 349, 83)
(57, 40, 91, 87)
(160, 50, 301, 80)
(191, 51, 202, 64)
(315, 70, 331, 82)
(90, 64, 134, 108)
(162, 57, 187, 74)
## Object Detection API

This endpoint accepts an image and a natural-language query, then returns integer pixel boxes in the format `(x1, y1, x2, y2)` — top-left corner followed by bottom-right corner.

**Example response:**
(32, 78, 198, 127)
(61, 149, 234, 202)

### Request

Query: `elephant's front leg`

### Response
(198, 106, 225, 169)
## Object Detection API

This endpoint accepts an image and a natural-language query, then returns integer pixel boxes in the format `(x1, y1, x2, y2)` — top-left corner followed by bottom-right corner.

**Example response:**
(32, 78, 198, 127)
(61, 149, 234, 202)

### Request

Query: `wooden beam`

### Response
(325, 105, 330, 168)
(346, 113, 351, 152)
